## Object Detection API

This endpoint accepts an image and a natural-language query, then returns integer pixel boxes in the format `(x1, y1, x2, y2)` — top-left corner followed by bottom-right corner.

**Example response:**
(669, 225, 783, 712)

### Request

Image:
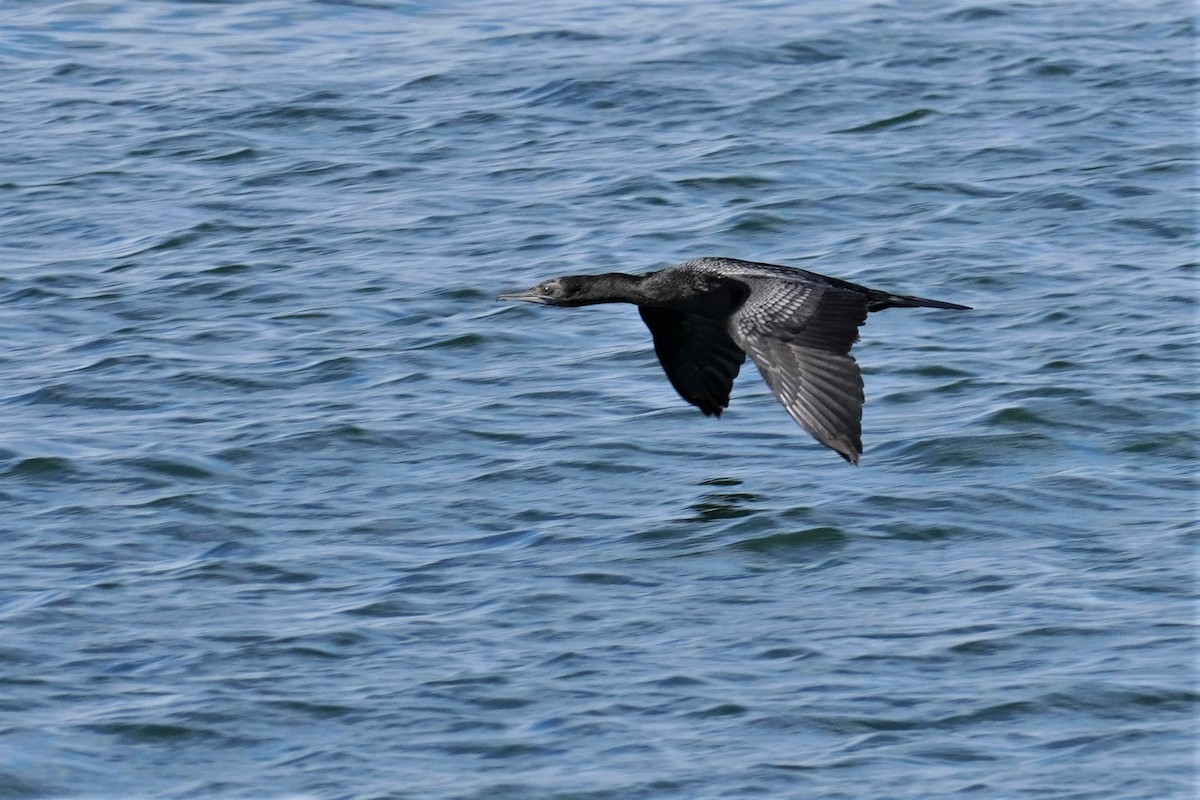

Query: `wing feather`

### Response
(728, 280, 869, 463)
(639, 306, 746, 417)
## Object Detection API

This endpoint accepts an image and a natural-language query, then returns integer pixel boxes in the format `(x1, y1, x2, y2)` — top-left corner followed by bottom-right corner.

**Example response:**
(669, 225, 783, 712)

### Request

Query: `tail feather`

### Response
(867, 291, 972, 312)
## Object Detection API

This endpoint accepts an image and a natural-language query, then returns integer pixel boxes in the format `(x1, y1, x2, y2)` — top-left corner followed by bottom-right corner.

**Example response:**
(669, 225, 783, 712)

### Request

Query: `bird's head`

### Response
(497, 275, 599, 307)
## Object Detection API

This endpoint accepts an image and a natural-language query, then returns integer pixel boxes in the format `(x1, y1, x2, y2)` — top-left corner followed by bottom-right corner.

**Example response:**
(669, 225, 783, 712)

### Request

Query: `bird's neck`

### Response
(573, 272, 652, 305)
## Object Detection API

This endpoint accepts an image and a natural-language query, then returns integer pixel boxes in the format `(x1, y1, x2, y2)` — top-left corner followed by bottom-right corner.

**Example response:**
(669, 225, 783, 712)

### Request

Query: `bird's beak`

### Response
(497, 288, 549, 304)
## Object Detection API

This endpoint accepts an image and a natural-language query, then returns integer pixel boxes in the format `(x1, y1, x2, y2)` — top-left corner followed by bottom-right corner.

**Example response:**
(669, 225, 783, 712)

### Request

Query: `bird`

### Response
(497, 257, 971, 464)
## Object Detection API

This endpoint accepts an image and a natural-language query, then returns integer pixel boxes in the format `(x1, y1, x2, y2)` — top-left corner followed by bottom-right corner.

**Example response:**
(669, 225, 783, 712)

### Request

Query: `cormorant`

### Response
(498, 257, 970, 464)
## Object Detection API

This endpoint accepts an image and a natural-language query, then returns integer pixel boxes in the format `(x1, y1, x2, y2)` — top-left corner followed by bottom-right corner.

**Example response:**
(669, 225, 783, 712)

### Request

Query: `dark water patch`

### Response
(340, 599, 424, 618)
(756, 646, 820, 661)
(1105, 182, 1156, 198)
(687, 702, 747, 718)
(776, 40, 844, 64)
(5, 456, 76, 478)
(84, 722, 229, 744)
(1115, 431, 1196, 458)
(812, 713, 924, 735)
(459, 528, 547, 550)
(983, 405, 1050, 426)
(672, 40, 842, 68)
(1, 285, 60, 303)
(124, 456, 221, 481)
(834, 108, 935, 134)
(269, 630, 373, 656)
(515, 78, 711, 115)
(881, 431, 1059, 467)
(230, 95, 371, 127)
(269, 309, 337, 322)
(624, 524, 695, 546)
(1032, 60, 1082, 78)
(935, 700, 1040, 729)
(689, 491, 762, 522)
(948, 637, 1010, 656)
(135, 221, 239, 254)
(399, 71, 458, 90)
(435, 286, 490, 301)
(736, 526, 848, 554)
(894, 363, 975, 380)
(431, 741, 556, 760)
(1114, 216, 1190, 240)
(760, 760, 839, 772)
(566, 572, 659, 587)
(558, 457, 654, 475)
(898, 181, 1013, 199)
(239, 562, 319, 585)
(699, 476, 743, 488)
(468, 694, 534, 711)
(1025, 190, 1095, 211)
(195, 147, 259, 164)
(480, 29, 607, 46)
(882, 523, 964, 542)
(725, 211, 787, 233)
(465, 461, 581, 485)
(264, 699, 354, 719)
(243, 160, 344, 187)
(422, 671, 511, 692)
(946, 6, 1008, 21)
(0, 771, 46, 798)
(289, 355, 362, 383)
(642, 674, 706, 689)
(419, 332, 486, 350)
(677, 175, 776, 190)
(1020, 684, 1200, 717)
(166, 369, 275, 392)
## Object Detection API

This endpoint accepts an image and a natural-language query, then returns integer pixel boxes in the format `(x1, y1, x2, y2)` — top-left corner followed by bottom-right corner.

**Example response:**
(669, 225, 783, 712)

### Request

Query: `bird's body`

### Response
(498, 257, 970, 464)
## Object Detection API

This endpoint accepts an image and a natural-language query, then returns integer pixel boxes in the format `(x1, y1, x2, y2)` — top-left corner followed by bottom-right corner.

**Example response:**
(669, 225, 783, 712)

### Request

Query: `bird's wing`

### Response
(727, 279, 868, 463)
(639, 306, 746, 417)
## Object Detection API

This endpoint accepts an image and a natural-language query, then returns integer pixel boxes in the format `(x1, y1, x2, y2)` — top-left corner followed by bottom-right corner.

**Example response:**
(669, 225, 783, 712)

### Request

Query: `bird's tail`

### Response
(867, 291, 972, 312)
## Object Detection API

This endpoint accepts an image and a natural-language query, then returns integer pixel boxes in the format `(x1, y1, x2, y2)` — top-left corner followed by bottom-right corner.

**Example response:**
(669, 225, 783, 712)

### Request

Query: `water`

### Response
(1, 1, 1195, 798)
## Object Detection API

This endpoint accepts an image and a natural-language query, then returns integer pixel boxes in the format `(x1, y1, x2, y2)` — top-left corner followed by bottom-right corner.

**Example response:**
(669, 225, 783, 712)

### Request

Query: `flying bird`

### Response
(498, 257, 970, 463)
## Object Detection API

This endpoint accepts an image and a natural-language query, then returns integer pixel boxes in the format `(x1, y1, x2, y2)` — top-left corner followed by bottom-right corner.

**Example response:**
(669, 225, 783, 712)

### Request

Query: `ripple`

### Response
(689, 491, 762, 522)
(5, 455, 75, 478)
(736, 526, 848, 553)
(480, 29, 607, 46)
(84, 721, 234, 744)
(834, 108, 936, 134)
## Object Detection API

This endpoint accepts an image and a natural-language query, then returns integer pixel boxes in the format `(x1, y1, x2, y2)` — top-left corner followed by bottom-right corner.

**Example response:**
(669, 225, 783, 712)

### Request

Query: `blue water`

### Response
(1, 1, 1196, 798)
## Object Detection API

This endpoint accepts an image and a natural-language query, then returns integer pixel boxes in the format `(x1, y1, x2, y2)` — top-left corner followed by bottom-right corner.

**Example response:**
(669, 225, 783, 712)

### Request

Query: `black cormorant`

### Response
(498, 257, 971, 464)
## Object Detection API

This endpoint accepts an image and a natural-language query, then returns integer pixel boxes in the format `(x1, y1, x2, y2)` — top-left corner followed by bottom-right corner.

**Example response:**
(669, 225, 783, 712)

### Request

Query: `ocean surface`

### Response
(0, 1, 1195, 798)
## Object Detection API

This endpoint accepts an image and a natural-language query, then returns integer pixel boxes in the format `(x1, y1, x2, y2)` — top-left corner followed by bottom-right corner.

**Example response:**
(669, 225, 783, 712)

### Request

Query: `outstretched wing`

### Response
(639, 306, 746, 417)
(728, 279, 868, 463)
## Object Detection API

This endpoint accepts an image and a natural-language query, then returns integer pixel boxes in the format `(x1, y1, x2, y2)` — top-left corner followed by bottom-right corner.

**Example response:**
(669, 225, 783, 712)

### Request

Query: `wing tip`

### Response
(830, 438, 861, 465)
(692, 394, 730, 418)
